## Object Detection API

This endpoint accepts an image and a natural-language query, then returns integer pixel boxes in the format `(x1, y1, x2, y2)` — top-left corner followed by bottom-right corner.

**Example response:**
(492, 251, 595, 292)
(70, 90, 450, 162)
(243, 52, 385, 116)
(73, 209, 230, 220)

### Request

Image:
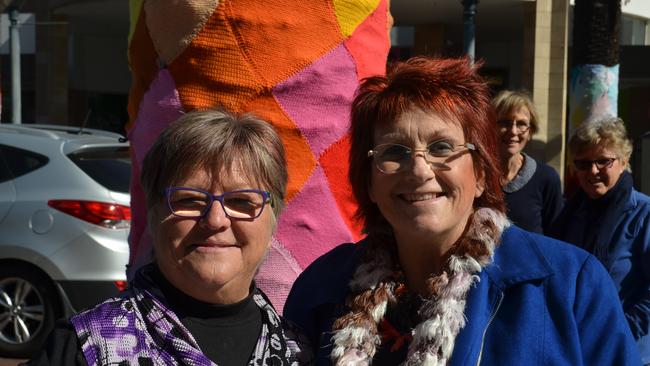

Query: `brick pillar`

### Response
(522, 0, 569, 182)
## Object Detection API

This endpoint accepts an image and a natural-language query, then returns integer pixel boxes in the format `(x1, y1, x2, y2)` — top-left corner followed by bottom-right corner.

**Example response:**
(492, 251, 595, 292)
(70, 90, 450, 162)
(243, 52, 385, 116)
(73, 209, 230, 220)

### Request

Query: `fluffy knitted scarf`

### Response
(330, 208, 509, 366)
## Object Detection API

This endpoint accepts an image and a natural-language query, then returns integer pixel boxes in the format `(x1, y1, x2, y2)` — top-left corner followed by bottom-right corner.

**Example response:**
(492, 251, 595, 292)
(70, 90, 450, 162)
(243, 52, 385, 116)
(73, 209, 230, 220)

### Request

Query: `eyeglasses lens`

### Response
(222, 191, 266, 219)
(573, 158, 615, 171)
(168, 189, 210, 217)
(376, 144, 410, 173)
(374, 142, 462, 173)
(497, 120, 530, 133)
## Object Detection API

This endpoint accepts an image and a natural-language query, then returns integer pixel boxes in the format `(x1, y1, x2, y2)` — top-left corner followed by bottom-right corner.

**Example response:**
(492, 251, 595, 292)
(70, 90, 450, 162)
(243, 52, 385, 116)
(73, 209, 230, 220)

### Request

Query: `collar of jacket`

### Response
(317, 225, 555, 308)
(450, 224, 554, 365)
(485, 225, 554, 288)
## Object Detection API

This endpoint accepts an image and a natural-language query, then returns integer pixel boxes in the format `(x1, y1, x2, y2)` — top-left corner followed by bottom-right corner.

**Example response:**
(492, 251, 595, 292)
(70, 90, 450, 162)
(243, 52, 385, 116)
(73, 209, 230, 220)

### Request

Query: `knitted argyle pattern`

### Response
(126, 0, 391, 310)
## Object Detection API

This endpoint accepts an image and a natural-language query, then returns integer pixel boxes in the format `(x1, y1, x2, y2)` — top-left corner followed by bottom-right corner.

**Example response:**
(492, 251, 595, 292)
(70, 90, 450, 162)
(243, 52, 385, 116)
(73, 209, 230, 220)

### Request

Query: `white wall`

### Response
(622, 0, 650, 19)
(569, 0, 650, 20)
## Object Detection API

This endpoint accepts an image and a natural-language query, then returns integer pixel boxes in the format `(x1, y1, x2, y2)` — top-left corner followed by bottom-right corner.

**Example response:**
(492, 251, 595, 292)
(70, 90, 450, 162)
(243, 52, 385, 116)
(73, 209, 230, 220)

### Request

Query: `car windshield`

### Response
(68, 147, 131, 193)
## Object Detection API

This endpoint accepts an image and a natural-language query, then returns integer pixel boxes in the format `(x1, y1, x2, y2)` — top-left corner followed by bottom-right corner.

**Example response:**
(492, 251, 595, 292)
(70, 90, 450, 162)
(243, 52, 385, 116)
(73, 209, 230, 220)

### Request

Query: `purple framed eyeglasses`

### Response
(164, 187, 272, 220)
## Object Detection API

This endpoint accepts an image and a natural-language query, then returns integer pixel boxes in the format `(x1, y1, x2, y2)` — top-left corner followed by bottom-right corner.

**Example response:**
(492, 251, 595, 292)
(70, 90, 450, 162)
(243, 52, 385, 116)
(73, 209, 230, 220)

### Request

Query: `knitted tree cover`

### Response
(126, 0, 392, 310)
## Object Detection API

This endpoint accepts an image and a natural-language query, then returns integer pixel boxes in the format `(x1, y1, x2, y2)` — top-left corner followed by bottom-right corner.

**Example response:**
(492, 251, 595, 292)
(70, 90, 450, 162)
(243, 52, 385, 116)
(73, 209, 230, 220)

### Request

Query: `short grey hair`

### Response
(492, 89, 540, 135)
(569, 116, 633, 171)
(140, 109, 288, 217)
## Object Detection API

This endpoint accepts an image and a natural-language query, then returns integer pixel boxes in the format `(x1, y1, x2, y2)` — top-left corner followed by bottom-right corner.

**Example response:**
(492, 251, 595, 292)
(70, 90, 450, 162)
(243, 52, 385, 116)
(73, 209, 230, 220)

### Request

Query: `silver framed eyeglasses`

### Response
(496, 119, 530, 133)
(164, 187, 272, 220)
(367, 141, 476, 174)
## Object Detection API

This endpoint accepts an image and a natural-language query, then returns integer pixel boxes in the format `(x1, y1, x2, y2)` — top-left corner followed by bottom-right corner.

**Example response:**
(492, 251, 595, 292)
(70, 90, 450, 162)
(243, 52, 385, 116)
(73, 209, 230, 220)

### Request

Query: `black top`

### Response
(503, 154, 563, 234)
(24, 265, 262, 366)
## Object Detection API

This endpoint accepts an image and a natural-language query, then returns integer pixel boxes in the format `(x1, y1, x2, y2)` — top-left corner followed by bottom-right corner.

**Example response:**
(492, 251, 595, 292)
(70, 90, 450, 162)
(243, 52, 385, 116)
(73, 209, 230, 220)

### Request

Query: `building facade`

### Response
(1, 0, 649, 186)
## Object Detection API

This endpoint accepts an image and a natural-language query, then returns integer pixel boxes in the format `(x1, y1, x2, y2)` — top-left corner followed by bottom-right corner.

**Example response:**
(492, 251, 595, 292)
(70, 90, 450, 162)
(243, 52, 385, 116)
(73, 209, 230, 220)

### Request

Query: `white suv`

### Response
(0, 124, 130, 357)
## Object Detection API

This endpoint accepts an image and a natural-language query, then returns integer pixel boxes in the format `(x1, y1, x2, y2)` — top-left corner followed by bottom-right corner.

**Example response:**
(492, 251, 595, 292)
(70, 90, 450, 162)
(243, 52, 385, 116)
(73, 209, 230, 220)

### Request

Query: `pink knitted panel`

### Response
(127, 69, 185, 275)
(275, 166, 355, 268)
(273, 44, 358, 158)
(255, 237, 303, 312)
(126, 157, 148, 279)
(128, 69, 185, 168)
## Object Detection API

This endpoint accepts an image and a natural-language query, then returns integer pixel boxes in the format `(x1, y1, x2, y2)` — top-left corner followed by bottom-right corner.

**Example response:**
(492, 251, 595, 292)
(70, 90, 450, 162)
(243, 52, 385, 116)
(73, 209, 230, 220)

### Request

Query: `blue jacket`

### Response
(557, 189, 650, 363)
(284, 225, 641, 365)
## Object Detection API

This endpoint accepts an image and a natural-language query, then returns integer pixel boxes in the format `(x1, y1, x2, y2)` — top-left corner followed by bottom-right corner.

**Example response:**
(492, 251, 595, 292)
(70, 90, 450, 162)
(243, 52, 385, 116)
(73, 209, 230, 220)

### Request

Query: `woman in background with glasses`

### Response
(27, 110, 312, 365)
(492, 90, 563, 234)
(551, 117, 650, 364)
(284, 57, 640, 365)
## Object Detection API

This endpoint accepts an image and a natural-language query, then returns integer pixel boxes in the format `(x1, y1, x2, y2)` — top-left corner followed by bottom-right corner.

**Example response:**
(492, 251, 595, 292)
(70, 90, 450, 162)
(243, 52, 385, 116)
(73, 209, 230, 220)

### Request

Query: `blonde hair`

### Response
(569, 117, 633, 171)
(492, 90, 540, 135)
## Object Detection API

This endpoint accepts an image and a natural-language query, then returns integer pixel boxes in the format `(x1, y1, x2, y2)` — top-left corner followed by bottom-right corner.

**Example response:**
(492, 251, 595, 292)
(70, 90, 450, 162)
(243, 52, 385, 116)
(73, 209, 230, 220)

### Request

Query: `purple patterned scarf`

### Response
(70, 269, 312, 365)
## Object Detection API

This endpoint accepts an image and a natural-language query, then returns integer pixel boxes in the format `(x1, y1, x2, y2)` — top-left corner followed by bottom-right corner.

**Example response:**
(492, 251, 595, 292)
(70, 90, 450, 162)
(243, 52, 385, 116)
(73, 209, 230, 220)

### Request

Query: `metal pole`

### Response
(9, 7, 21, 124)
(462, 0, 478, 64)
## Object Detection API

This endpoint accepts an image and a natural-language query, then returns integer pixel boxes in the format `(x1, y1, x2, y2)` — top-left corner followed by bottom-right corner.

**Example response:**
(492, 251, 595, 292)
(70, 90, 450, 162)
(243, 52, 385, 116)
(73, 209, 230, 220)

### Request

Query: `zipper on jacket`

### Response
(476, 290, 505, 366)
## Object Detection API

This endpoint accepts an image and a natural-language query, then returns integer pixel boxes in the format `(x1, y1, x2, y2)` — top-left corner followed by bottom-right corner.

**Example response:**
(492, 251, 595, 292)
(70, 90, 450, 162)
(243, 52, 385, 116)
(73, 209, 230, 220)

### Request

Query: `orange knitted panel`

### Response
(169, 4, 263, 112)
(226, 0, 345, 86)
(126, 8, 159, 133)
(344, 0, 390, 81)
(319, 134, 364, 240)
(242, 93, 317, 203)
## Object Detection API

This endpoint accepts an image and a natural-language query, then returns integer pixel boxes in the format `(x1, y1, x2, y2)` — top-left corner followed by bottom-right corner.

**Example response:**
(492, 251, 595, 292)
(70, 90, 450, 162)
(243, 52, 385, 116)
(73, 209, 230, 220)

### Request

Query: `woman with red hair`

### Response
(284, 57, 639, 365)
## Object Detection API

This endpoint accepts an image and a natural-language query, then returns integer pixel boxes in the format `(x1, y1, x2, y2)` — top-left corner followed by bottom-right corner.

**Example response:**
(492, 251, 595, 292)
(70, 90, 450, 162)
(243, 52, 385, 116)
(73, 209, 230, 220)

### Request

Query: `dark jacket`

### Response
(284, 225, 641, 365)
(503, 154, 563, 234)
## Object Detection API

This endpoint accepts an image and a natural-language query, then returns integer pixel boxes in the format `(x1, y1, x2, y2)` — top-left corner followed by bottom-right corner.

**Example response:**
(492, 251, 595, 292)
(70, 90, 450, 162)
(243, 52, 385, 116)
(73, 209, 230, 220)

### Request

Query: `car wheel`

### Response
(0, 265, 58, 358)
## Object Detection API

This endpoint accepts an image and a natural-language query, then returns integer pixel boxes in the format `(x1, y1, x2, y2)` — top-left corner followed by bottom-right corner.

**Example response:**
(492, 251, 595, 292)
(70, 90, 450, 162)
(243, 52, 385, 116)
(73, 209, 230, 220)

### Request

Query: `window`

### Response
(621, 15, 648, 46)
(67, 147, 131, 193)
(0, 145, 49, 181)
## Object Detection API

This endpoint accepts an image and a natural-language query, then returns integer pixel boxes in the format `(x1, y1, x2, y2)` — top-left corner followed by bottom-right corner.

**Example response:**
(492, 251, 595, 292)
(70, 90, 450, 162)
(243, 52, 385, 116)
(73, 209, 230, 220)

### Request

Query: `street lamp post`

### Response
(461, 0, 478, 64)
(9, 6, 21, 124)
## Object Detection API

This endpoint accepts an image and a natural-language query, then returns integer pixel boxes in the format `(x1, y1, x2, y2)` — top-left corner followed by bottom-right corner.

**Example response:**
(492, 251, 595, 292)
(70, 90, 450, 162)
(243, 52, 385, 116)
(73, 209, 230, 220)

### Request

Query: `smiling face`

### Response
(497, 106, 532, 159)
(369, 108, 484, 248)
(574, 144, 627, 199)
(149, 166, 274, 304)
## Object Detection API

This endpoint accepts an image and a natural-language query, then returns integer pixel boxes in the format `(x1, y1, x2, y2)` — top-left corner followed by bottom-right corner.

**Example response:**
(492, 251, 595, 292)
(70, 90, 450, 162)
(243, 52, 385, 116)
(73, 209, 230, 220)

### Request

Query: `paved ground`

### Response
(0, 359, 24, 366)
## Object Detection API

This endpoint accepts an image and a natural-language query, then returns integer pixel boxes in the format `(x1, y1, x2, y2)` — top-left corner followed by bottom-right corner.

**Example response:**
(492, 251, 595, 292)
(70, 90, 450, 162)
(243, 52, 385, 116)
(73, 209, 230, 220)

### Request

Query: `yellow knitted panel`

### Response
(333, 0, 380, 37)
(128, 0, 144, 46)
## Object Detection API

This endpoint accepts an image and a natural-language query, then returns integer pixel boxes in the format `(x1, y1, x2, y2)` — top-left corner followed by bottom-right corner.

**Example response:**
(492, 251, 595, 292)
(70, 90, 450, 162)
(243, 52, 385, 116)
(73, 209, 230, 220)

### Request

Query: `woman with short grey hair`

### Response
(27, 109, 312, 365)
(551, 117, 650, 364)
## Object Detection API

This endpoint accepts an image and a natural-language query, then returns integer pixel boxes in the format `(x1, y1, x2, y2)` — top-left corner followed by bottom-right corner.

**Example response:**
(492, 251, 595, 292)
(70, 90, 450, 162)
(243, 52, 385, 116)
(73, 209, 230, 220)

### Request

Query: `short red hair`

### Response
(349, 57, 505, 233)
